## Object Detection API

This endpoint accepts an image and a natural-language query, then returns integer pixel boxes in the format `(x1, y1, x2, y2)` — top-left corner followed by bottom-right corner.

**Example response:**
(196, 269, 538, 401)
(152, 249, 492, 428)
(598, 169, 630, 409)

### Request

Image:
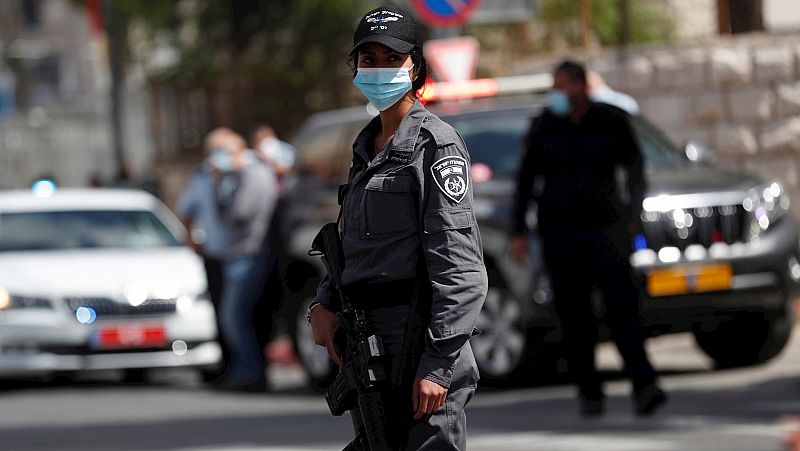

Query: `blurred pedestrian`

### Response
(511, 60, 666, 417)
(177, 127, 235, 379)
(250, 124, 297, 180)
(247, 125, 293, 363)
(309, 5, 486, 449)
(87, 172, 105, 188)
(211, 129, 278, 392)
(587, 70, 640, 115)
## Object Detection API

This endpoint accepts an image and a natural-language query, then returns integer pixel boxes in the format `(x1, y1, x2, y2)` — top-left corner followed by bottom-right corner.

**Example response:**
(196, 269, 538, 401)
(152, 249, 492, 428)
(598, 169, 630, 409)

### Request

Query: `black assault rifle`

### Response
(310, 223, 399, 451)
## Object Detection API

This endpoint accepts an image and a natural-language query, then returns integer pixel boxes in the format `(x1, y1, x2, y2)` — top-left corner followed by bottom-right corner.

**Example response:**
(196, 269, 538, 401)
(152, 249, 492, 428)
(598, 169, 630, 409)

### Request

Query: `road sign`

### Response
(425, 36, 479, 82)
(410, 0, 481, 27)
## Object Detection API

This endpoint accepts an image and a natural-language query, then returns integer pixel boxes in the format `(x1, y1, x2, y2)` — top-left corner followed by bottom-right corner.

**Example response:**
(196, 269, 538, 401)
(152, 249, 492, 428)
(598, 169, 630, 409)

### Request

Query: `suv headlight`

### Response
(744, 181, 790, 238)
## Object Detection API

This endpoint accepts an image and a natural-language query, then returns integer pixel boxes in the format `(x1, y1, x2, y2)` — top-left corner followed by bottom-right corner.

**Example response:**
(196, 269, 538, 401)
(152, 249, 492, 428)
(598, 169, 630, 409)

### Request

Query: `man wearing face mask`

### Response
(177, 127, 237, 380)
(251, 125, 297, 180)
(210, 130, 279, 392)
(511, 60, 666, 417)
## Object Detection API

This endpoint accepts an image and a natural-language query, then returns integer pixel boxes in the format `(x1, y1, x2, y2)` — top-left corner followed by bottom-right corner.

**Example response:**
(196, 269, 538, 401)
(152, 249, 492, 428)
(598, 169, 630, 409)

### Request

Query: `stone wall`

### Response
(515, 32, 800, 219)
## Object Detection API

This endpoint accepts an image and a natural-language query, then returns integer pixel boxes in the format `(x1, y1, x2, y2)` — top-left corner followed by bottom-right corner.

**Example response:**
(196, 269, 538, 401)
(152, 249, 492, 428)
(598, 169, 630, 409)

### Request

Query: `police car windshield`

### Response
(442, 107, 685, 180)
(0, 210, 182, 252)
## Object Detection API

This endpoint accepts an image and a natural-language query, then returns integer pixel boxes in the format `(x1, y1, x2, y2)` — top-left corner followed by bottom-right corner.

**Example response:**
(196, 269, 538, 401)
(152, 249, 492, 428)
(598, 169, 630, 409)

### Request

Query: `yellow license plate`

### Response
(647, 263, 733, 297)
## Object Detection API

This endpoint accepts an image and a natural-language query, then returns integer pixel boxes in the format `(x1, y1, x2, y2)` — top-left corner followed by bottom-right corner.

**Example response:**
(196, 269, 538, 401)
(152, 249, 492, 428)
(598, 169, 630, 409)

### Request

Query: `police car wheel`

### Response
(471, 278, 528, 384)
(291, 281, 338, 392)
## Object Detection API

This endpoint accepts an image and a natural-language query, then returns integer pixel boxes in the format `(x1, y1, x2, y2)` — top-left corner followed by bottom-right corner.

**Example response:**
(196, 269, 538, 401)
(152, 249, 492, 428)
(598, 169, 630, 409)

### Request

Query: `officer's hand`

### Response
(412, 377, 447, 421)
(310, 305, 344, 368)
(510, 235, 529, 265)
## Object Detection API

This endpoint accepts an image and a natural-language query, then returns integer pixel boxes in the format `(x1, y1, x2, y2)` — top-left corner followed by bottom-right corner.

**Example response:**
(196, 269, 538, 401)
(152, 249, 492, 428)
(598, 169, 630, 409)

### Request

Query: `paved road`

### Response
(2, 329, 800, 451)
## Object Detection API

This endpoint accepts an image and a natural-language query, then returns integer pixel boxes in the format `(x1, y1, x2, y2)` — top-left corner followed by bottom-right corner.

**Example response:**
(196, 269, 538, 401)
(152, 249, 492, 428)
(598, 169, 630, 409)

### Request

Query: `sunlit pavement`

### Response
(1, 328, 799, 451)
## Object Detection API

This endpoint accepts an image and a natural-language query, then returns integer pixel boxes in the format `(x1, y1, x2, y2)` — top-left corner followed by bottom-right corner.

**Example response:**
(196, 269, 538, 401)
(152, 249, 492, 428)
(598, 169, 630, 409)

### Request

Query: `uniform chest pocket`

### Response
(364, 174, 418, 237)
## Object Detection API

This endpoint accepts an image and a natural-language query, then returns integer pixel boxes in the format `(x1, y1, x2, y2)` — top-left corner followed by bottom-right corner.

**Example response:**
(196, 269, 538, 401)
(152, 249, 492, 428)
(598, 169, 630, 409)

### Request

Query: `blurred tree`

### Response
(86, 0, 369, 143)
(536, 0, 674, 51)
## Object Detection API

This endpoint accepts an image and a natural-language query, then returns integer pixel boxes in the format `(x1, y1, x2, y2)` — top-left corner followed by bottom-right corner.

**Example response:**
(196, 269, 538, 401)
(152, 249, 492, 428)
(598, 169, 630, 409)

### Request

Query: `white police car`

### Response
(0, 187, 221, 381)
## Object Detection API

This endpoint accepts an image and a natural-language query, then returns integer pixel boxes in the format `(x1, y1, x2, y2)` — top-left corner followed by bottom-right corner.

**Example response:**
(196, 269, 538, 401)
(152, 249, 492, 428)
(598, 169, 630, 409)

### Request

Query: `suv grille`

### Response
(64, 297, 178, 317)
(641, 204, 748, 251)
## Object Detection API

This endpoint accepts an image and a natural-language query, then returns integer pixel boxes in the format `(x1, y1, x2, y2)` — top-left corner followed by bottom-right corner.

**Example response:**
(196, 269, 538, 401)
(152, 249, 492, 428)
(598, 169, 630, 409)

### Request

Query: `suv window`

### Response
(629, 116, 685, 169)
(445, 111, 533, 179)
(294, 105, 687, 184)
(444, 108, 685, 179)
(295, 122, 352, 183)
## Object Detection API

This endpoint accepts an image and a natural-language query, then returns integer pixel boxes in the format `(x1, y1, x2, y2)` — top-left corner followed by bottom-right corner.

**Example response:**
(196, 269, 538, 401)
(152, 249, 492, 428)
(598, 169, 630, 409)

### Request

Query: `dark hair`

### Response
(409, 48, 428, 94)
(554, 60, 587, 84)
(348, 46, 429, 97)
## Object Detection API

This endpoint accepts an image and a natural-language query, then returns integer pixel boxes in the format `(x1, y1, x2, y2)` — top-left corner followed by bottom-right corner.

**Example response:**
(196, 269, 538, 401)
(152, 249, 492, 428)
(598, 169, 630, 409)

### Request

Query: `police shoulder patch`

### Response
(431, 155, 469, 203)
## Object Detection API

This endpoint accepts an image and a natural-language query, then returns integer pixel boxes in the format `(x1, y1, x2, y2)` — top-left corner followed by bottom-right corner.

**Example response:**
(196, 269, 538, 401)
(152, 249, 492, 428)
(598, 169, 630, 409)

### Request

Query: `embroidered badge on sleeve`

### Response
(431, 155, 469, 203)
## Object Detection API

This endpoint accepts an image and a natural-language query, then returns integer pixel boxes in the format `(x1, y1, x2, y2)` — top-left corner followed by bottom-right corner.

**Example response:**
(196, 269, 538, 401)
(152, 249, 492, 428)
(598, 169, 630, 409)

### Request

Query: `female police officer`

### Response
(308, 5, 487, 450)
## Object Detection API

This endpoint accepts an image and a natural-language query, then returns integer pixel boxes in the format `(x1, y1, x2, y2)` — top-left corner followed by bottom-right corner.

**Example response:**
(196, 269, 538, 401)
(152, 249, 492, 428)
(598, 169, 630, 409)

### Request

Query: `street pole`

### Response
(580, 0, 593, 51)
(618, 0, 631, 62)
(101, 0, 128, 184)
(717, 0, 731, 34)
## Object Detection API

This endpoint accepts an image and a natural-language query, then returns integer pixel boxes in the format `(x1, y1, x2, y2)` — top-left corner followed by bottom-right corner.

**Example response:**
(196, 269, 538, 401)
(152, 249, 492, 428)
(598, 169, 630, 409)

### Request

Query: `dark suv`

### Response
(280, 81, 799, 388)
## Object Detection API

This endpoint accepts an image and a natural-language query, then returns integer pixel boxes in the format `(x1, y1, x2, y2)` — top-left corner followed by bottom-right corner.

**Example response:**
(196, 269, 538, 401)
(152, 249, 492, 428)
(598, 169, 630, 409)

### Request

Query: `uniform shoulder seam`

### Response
(422, 114, 463, 149)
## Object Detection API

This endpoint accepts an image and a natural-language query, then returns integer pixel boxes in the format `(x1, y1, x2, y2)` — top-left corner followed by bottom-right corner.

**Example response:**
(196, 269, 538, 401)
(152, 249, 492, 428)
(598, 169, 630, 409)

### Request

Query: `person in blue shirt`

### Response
(208, 129, 278, 392)
(177, 128, 236, 380)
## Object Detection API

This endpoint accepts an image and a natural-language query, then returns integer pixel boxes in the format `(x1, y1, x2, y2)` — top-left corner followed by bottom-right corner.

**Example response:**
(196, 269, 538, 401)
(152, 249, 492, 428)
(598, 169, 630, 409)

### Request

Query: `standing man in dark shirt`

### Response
(511, 60, 666, 417)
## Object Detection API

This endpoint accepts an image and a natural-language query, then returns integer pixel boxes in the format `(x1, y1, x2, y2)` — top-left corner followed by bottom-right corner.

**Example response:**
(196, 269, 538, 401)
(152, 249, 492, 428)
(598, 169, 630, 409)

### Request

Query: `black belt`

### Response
(343, 279, 417, 309)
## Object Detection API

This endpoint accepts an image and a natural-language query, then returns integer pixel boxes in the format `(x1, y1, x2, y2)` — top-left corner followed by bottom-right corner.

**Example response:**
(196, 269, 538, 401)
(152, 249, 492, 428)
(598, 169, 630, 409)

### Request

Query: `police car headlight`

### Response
(0, 287, 10, 310)
(744, 181, 790, 238)
(176, 295, 194, 314)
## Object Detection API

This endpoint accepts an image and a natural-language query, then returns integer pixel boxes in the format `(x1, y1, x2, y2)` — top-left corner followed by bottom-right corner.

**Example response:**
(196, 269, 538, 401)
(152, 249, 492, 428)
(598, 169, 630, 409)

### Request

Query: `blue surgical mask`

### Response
(209, 148, 233, 172)
(353, 67, 413, 111)
(547, 89, 573, 117)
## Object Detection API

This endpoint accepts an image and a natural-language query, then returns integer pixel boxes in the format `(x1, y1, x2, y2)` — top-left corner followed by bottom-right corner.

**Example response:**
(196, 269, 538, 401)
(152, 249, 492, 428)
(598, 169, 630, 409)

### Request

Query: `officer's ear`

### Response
(409, 50, 428, 93)
(406, 55, 418, 81)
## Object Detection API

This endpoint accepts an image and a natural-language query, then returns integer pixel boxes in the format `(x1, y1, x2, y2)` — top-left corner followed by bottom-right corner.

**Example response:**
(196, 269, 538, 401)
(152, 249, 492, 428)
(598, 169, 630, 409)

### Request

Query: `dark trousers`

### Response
(254, 208, 287, 355)
(219, 252, 272, 383)
(207, 252, 276, 380)
(344, 280, 477, 450)
(204, 256, 228, 375)
(362, 305, 477, 451)
(541, 225, 656, 400)
(253, 255, 281, 354)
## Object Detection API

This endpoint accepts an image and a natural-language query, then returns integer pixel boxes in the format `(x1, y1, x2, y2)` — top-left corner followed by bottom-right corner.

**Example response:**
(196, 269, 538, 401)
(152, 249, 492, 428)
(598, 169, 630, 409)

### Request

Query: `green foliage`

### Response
(107, 0, 370, 135)
(537, 0, 674, 49)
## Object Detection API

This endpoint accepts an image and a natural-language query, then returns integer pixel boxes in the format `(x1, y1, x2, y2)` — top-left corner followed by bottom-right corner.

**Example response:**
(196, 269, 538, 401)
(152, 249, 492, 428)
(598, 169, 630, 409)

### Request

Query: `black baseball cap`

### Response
(351, 5, 422, 55)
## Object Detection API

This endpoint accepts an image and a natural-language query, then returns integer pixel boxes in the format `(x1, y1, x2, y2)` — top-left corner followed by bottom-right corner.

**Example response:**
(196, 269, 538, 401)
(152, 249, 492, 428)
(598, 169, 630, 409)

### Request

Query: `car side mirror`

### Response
(684, 141, 716, 165)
